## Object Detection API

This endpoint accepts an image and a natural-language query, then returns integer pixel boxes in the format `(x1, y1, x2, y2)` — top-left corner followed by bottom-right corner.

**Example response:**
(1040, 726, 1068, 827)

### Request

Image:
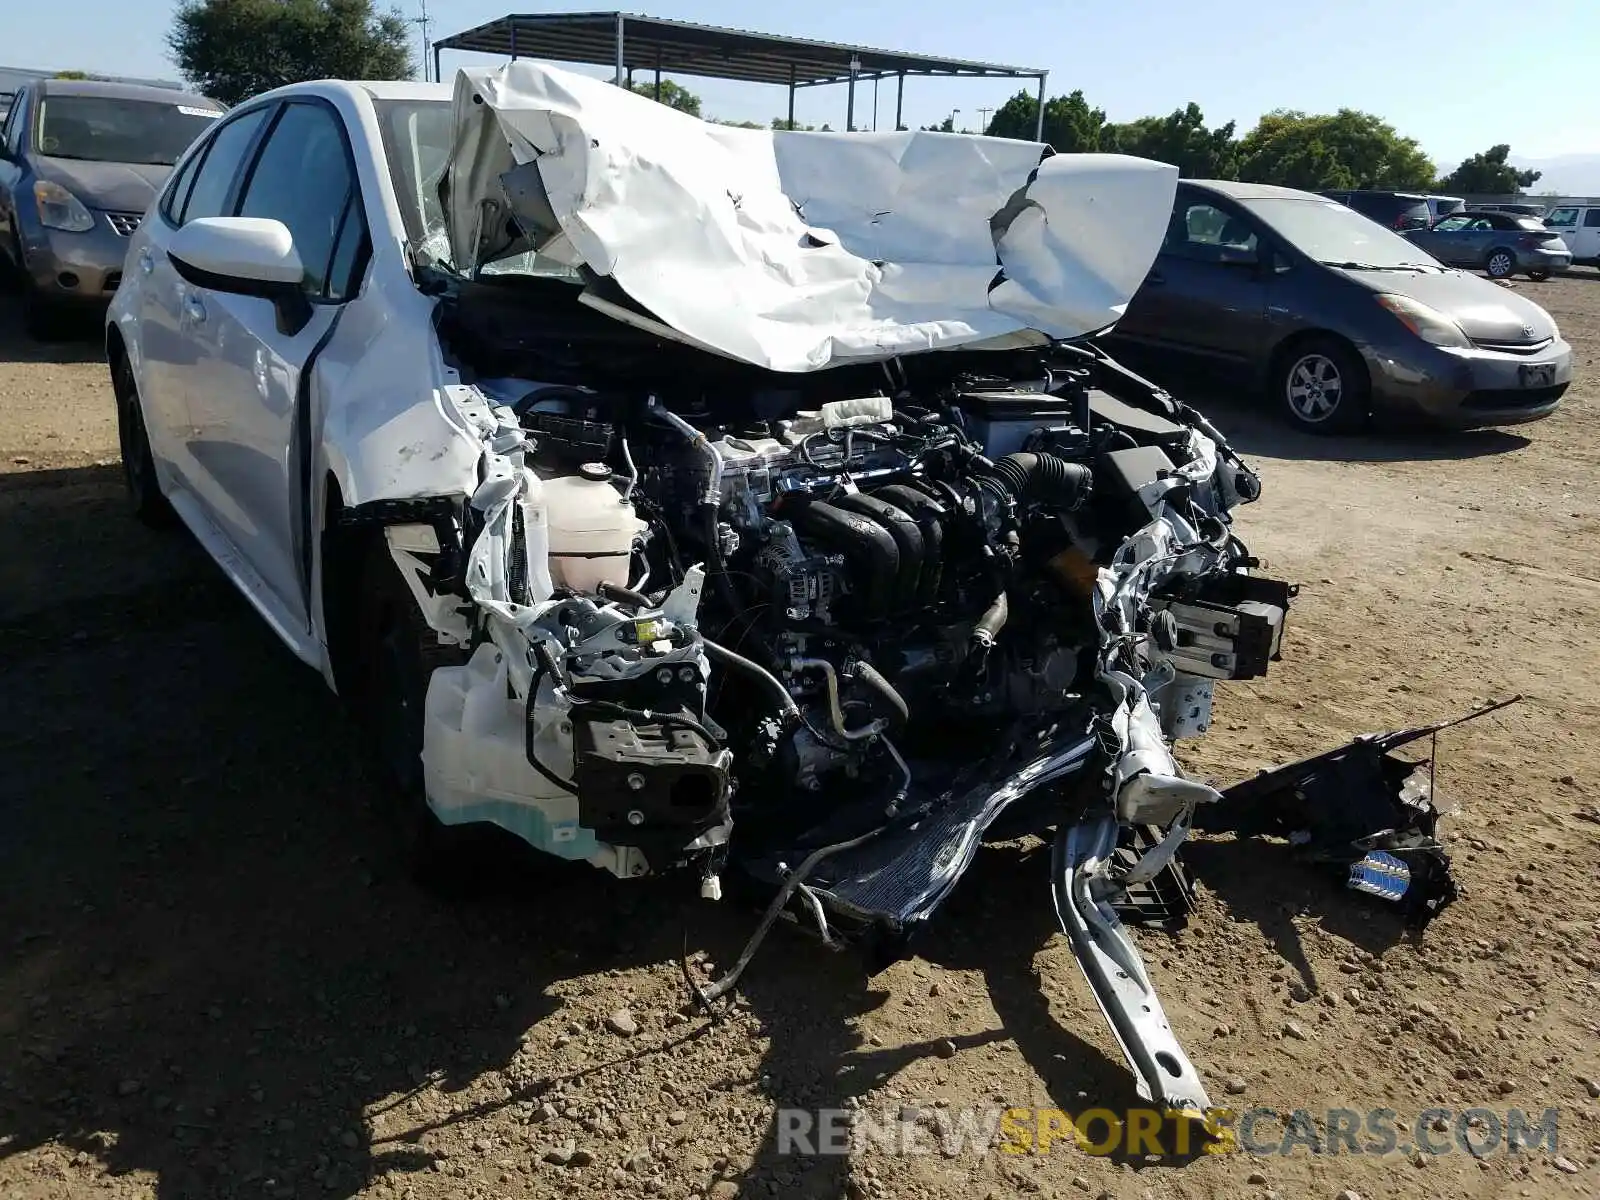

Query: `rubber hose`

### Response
(991, 452, 1094, 509)
(703, 636, 800, 725)
(849, 660, 910, 728)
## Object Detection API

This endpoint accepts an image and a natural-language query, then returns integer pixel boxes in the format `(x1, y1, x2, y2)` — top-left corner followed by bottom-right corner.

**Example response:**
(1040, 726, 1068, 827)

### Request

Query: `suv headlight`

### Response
(33, 180, 96, 232)
(1375, 294, 1471, 349)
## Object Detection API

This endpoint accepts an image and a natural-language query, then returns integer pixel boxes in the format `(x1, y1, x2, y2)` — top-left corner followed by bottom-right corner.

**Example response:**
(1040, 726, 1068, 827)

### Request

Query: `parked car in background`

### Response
(1542, 203, 1600, 265)
(1405, 210, 1572, 280)
(0, 77, 223, 336)
(0, 92, 13, 127)
(1318, 189, 1433, 230)
(1425, 194, 1465, 219)
(1106, 180, 1571, 432)
(1472, 201, 1547, 218)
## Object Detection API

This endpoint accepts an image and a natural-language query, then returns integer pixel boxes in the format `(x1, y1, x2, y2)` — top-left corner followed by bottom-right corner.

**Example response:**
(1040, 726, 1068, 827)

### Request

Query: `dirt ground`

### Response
(2, 272, 1599, 1200)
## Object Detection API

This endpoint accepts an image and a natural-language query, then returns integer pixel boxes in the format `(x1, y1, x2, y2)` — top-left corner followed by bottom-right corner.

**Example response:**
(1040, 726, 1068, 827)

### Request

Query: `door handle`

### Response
(184, 294, 207, 324)
(138, 247, 154, 275)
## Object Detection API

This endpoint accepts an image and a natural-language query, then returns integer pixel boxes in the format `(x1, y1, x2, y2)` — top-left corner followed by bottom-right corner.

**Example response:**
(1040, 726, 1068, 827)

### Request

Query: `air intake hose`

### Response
(990, 452, 1094, 510)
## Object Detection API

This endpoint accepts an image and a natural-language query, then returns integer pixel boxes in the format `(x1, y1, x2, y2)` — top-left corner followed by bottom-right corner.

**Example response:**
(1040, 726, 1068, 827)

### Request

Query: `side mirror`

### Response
(167, 216, 312, 335)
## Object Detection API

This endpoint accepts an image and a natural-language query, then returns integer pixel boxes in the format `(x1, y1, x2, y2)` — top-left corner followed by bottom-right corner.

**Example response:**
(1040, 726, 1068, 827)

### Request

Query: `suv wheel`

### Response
(1276, 338, 1369, 434)
(1485, 249, 1516, 279)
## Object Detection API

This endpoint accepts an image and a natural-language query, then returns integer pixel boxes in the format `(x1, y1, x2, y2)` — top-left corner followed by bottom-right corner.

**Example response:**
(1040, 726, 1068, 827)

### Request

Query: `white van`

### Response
(1543, 205, 1600, 264)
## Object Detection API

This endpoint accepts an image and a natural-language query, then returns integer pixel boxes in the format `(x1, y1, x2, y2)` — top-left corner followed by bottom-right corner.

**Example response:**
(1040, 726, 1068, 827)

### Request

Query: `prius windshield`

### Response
(1244, 196, 1443, 271)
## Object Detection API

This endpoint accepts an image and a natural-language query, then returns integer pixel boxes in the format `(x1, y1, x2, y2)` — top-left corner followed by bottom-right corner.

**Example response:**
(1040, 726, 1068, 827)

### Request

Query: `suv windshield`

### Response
(1244, 197, 1441, 270)
(373, 96, 576, 280)
(35, 95, 221, 166)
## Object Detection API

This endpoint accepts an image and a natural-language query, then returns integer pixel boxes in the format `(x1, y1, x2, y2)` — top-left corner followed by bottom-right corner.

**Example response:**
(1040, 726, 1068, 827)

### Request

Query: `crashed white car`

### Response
(107, 64, 1460, 1114)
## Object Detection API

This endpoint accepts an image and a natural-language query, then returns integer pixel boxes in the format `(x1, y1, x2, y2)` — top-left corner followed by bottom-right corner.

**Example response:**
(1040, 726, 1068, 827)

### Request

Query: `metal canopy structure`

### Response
(432, 12, 1047, 137)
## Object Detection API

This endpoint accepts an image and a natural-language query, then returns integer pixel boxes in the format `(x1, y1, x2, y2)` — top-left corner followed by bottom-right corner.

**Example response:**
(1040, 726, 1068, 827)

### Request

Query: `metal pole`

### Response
(846, 57, 858, 132)
(872, 76, 879, 131)
(654, 61, 662, 102)
(1034, 72, 1047, 142)
(508, 23, 517, 61)
(787, 65, 795, 130)
(627, 66, 634, 87)
(433, 44, 441, 83)
(614, 13, 625, 86)
(895, 72, 904, 131)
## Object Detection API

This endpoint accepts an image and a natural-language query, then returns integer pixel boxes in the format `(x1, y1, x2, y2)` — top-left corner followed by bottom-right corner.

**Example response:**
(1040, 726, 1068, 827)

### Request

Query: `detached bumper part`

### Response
(1200, 697, 1520, 926)
(1053, 815, 1212, 1114)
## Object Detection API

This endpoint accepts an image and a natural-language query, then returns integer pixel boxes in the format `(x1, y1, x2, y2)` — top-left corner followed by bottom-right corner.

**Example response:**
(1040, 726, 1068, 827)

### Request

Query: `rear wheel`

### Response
(1485, 248, 1516, 279)
(112, 355, 176, 527)
(352, 538, 475, 888)
(1275, 337, 1369, 434)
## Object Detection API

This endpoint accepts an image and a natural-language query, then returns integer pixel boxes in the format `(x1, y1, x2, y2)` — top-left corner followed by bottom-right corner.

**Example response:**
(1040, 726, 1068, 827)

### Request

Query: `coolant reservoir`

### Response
(540, 464, 644, 593)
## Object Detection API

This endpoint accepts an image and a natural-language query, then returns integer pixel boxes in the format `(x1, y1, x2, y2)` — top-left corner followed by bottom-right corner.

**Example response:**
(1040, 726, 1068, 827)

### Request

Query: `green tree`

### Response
(168, 0, 411, 105)
(1236, 109, 1436, 191)
(53, 70, 90, 80)
(772, 117, 817, 131)
(1437, 144, 1541, 194)
(627, 78, 701, 117)
(984, 88, 1110, 152)
(921, 115, 957, 133)
(1107, 103, 1238, 179)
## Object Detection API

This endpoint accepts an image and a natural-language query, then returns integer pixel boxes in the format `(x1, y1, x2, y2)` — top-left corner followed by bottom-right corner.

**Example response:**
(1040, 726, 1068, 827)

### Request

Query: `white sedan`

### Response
(108, 61, 1301, 1113)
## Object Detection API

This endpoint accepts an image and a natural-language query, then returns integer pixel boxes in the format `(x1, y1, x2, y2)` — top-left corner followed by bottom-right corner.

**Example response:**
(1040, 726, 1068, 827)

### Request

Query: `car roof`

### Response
(35, 77, 223, 108)
(1184, 179, 1334, 202)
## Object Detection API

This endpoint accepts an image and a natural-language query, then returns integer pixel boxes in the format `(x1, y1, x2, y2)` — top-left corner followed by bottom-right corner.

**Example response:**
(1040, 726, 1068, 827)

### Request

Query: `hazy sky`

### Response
(8, 0, 1595, 165)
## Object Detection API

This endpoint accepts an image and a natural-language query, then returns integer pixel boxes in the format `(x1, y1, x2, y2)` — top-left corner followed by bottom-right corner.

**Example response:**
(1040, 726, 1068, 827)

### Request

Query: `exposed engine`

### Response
(396, 324, 1296, 1113)
(417, 343, 1287, 880)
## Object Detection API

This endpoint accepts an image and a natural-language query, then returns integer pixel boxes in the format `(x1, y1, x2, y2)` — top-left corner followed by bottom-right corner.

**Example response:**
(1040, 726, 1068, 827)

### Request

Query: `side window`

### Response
(1163, 201, 1258, 264)
(159, 143, 204, 224)
(3, 90, 26, 154)
(181, 106, 271, 224)
(0, 97, 15, 154)
(1434, 216, 1469, 232)
(1584, 210, 1600, 229)
(1545, 207, 1579, 229)
(236, 102, 364, 299)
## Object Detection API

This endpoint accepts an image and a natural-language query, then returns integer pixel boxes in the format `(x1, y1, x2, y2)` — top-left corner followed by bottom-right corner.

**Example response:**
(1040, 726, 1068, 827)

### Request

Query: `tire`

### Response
(1527, 270, 1551, 282)
(112, 355, 176, 527)
(351, 537, 476, 889)
(1275, 337, 1369, 434)
(1485, 248, 1516, 280)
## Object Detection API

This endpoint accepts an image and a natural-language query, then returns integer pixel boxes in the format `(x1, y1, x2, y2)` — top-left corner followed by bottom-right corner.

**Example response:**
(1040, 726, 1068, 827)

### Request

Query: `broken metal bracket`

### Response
(1052, 814, 1213, 1114)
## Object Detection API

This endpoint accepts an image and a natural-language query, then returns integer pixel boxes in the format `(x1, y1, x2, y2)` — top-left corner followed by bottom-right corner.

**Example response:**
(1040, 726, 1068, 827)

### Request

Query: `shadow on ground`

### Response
(0, 289, 105, 366)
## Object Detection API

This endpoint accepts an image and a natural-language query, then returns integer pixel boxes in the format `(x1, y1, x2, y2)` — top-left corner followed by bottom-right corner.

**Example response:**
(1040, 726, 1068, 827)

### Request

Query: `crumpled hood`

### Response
(1341, 266, 1561, 343)
(443, 62, 1178, 373)
(31, 156, 169, 214)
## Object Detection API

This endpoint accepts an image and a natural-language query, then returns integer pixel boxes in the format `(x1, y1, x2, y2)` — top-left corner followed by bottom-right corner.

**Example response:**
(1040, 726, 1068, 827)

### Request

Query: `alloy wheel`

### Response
(1487, 251, 1514, 279)
(1285, 353, 1344, 424)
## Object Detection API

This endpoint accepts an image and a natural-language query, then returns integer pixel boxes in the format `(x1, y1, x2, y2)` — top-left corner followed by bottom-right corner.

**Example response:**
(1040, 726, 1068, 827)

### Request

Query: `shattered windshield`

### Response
(372, 97, 576, 279)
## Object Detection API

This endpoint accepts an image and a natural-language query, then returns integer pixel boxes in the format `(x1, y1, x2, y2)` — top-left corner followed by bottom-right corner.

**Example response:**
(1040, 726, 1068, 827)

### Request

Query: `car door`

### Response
(1115, 191, 1272, 366)
(0, 87, 29, 263)
(1543, 206, 1581, 257)
(1574, 208, 1600, 261)
(1410, 214, 1471, 264)
(178, 98, 369, 630)
(131, 103, 274, 477)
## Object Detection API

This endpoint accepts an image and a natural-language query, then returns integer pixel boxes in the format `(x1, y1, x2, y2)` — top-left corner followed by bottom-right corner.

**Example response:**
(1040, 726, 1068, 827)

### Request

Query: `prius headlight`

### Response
(1375, 293, 1472, 349)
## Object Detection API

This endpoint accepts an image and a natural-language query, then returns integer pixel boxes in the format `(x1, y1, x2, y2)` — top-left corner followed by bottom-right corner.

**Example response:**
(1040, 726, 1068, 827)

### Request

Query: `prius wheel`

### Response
(1485, 249, 1516, 279)
(353, 538, 475, 889)
(113, 356, 175, 527)
(1277, 338, 1368, 434)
